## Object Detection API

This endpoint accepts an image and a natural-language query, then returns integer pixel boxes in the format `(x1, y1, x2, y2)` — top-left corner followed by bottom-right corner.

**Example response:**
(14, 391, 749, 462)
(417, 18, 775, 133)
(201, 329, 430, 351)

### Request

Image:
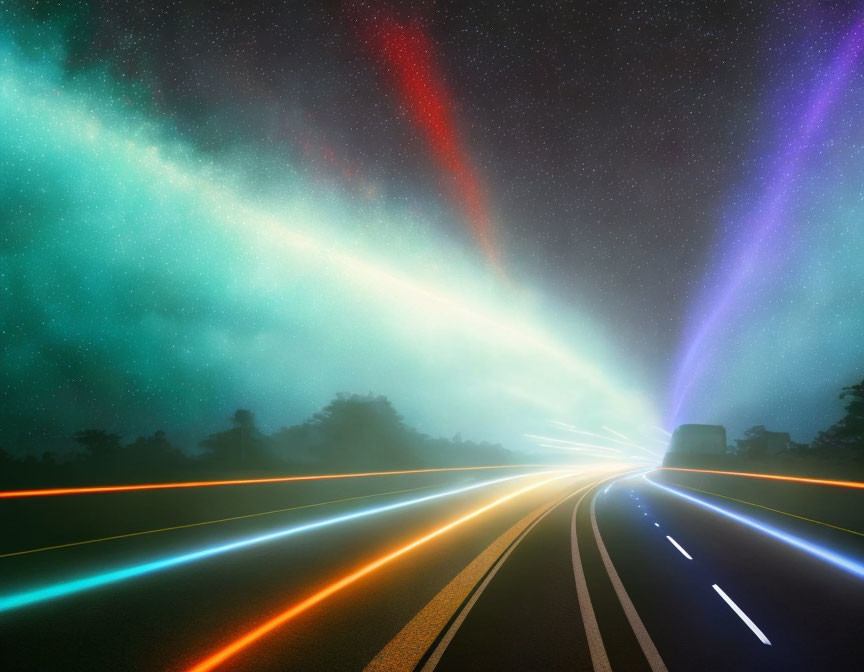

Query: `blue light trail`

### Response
(647, 477, 864, 580)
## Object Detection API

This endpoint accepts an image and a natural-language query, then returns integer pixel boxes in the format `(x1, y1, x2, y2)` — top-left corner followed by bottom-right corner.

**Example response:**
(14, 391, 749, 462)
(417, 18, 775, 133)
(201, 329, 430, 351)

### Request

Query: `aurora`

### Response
(0, 13, 657, 456)
(669, 12, 864, 440)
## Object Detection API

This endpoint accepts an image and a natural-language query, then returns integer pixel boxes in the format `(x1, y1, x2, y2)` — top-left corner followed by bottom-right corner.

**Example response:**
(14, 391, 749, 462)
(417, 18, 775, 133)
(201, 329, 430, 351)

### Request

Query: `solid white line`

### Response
(712, 584, 771, 645)
(665, 536, 692, 559)
(571, 489, 613, 672)
(421, 480, 597, 671)
(591, 491, 669, 672)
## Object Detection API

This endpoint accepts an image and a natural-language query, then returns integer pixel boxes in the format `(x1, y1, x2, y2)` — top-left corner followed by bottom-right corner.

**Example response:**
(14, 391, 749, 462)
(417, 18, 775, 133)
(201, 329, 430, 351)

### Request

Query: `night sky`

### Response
(2, 1, 863, 454)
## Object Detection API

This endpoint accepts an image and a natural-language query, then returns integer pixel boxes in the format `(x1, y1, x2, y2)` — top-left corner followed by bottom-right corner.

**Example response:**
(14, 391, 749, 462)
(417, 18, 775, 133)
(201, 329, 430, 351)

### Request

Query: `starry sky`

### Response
(2, 1, 863, 455)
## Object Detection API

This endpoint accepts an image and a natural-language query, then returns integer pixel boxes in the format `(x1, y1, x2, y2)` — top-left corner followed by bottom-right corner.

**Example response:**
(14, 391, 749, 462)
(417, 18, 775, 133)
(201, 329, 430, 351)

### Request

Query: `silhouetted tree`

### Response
(305, 394, 421, 469)
(126, 431, 185, 476)
(73, 429, 122, 461)
(813, 378, 864, 458)
(734, 425, 792, 458)
(735, 426, 770, 458)
(199, 409, 267, 469)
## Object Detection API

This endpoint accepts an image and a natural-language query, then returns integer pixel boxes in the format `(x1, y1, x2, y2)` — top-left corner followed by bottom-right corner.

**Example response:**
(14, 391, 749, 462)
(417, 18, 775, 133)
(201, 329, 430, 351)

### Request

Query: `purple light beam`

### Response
(668, 16, 864, 427)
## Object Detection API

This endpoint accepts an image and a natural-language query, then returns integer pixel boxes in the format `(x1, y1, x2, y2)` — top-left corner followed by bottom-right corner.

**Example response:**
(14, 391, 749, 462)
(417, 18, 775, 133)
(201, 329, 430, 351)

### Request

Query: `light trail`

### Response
(552, 424, 644, 449)
(665, 536, 693, 560)
(0, 471, 558, 614)
(712, 584, 771, 645)
(183, 472, 574, 672)
(0, 465, 543, 499)
(660, 467, 864, 490)
(672, 483, 864, 538)
(525, 435, 622, 453)
(546, 425, 661, 459)
(535, 444, 617, 455)
(647, 478, 864, 579)
(533, 445, 644, 462)
(0, 484, 439, 560)
(602, 426, 631, 441)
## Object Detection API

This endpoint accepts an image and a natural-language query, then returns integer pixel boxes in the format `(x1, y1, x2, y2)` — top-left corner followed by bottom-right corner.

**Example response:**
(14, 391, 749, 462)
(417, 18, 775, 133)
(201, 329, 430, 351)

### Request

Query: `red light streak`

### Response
(364, 14, 500, 268)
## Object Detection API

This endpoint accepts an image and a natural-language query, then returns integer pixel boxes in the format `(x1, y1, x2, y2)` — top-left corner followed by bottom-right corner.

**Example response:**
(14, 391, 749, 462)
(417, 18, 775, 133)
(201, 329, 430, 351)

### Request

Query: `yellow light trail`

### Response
(0, 465, 543, 499)
(183, 471, 574, 672)
(0, 485, 438, 560)
(660, 467, 864, 489)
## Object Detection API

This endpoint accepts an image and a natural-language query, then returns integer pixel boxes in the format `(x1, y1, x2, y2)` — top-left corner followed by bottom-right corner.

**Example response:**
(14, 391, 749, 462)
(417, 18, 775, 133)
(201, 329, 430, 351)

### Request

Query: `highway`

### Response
(1, 465, 862, 671)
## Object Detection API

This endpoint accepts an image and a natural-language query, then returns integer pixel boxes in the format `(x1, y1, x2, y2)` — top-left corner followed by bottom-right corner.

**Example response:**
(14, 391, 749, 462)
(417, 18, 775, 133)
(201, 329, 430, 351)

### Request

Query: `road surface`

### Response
(1, 465, 862, 671)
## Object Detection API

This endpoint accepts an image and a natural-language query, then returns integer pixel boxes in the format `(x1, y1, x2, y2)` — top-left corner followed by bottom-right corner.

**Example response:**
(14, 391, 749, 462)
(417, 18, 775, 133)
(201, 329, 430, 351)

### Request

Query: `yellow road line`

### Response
(0, 484, 439, 559)
(675, 483, 864, 538)
(364, 478, 592, 672)
(185, 472, 575, 672)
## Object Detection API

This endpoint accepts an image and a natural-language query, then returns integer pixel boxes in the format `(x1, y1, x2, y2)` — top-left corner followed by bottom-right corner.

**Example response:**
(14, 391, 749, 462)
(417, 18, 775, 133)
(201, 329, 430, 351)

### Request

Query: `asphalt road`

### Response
(433, 468, 864, 672)
(594, 470, 864, 671)
(2, 466, 862, 671)
(0, 467, 610, 671)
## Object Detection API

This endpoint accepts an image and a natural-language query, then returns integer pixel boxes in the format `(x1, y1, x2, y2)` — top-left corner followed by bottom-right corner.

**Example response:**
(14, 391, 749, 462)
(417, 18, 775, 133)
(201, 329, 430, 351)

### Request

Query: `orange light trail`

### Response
(184, 471, 574, 672)
(661, 467, 864, 489)
(0, 465, 545, 499)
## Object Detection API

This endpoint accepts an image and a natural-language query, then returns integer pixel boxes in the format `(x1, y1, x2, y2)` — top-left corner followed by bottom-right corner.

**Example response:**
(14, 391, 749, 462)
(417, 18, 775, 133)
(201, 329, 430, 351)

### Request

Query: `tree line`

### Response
(0, 394, 513, 488)
(731, 377, 864, 460)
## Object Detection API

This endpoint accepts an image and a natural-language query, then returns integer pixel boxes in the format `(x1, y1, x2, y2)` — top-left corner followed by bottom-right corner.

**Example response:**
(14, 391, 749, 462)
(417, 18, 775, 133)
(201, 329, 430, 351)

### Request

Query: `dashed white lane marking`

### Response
(712, 584, 771, 645)
(665, 536, 692, 560)
(591, 490, 669, 672)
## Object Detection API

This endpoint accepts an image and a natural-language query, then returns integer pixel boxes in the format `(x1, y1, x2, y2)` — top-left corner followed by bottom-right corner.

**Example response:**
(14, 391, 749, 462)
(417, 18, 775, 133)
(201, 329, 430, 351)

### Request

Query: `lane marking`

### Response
(646, 478, 864, 579)
(712, 584, 771, 645)
(571, 485, 613, 672)
(673, 483, 864, 538)
(183, 473, 575, 672)
(0, 472, 557, 614)
(665, 536, 692, 560)
(0, 464, 550, 499)
(590, 487, 669, 672)
(0, 485, 439, 560)
(367, 477, 600, 672)
(660, 467, 864, 490)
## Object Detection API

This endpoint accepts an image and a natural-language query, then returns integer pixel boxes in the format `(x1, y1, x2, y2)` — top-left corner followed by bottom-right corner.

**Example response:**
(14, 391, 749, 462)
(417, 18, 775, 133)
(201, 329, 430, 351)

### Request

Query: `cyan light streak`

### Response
(669, 14, 864, 428)
(647, 477, 864, 580)
(0, 471, 558, 613)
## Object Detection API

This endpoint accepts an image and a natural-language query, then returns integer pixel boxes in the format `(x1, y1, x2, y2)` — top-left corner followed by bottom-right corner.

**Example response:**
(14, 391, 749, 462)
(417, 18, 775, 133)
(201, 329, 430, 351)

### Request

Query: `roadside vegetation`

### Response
(665, 377, 864, 478)
(0, 394, 513, 488)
